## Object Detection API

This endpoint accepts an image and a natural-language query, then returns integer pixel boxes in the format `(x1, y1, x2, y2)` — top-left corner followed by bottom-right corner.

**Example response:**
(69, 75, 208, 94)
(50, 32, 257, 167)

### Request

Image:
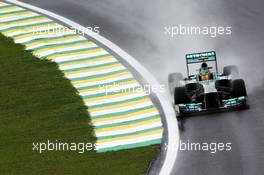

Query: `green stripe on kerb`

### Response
(95, 115, 160, 129)
(22, 34, 79, 44)
(62, 61, 119, 73)
(0, 15, 43, 24)
(0, 21, 55, 32)
(0, 4, 13, 9)
(89, 106, 155, 119)
(31, 40, 88, 51)
(76, 78, 135, 91)
(70, 69, 129, 82)
(81, 86, 142, 99)
(0, 20, 51, 31)
(0, 9, 27, 15)
(10, 26, 65, 38)
(88, 96, 148, 109)
(96, 139, 162, 153)
(41, 46, 99, 58)
(57, 54, 112, 64)
(97, 126, 163, 140)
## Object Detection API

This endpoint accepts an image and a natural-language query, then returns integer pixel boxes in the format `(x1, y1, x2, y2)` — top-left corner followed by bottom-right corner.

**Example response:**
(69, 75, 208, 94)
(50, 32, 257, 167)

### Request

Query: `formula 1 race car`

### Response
(169, 51, 249, 117)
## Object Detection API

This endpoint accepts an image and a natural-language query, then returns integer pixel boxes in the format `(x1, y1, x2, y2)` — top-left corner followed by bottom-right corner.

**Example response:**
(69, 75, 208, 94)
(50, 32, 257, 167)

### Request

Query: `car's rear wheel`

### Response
(223, 65, 239, 77)
(174, 86, 191, 104)
(231, 79, 247, 97)
(168, 72, 183, 95)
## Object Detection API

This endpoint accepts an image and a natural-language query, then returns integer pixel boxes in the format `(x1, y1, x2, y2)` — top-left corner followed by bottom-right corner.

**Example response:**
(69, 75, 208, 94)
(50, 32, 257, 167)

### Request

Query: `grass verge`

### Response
(0, 34, 159, 175)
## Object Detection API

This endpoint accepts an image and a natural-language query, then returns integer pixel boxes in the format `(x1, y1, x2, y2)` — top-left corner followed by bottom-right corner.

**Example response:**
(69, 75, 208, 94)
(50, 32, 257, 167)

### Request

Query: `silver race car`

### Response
(169, 51, 249, 117)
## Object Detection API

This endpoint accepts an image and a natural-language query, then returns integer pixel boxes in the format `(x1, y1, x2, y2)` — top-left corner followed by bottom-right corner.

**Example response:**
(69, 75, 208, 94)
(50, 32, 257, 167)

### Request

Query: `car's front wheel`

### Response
(231, 79, 247, 97)
(174, 86, 191, 104)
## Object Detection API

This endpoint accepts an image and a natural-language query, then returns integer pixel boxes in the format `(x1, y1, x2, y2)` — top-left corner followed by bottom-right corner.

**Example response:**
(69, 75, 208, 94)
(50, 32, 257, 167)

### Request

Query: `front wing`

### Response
(176, 96, 249, 117)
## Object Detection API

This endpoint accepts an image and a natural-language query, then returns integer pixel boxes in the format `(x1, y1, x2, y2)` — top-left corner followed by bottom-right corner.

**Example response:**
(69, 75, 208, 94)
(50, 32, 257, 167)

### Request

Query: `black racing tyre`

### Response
(223, 65, 239, 77)
(231, 79, 247, 97)
(177, 118, 184, 131)
(168, 72, 183, 95)
(215, 79, 232, 92)
(174, 86, 191, 104)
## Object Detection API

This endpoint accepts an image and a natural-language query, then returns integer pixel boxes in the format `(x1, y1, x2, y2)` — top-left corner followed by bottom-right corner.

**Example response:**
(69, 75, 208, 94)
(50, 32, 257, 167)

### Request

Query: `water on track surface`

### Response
(19, 0, 264, 174)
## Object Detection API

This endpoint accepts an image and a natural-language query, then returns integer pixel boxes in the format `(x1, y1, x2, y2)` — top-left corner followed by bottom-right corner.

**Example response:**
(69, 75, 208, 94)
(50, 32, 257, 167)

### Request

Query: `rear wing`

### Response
(185, 51, 218, 77)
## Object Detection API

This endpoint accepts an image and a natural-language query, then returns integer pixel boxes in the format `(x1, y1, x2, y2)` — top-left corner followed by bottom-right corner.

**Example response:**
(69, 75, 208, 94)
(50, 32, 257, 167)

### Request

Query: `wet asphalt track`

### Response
(18, 0, 264, 175)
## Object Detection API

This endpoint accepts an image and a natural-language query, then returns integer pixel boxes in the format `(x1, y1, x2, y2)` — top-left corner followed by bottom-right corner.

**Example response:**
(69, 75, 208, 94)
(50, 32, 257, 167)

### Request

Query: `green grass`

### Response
(0, 34, 159, 175)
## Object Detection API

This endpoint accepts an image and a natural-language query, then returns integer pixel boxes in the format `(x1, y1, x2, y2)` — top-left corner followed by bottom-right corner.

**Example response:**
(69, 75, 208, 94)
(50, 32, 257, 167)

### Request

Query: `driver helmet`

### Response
(200, 62, 210, 80)
(201, 62, 208, 68)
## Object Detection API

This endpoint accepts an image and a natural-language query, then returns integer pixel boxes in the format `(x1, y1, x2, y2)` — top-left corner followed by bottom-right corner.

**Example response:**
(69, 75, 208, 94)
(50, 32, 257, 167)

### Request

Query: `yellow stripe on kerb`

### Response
(0, 11, 34, 18)
(0, 6, 22, 12)
(26, 35, 82, 48)
(13, 32, 38, 40)
(2, 23, 61, 35)
(32, 41, 94, 54)
(0, 2, 11, 7)
(0, 17, 49, 28)
(97, 129, 163, 143)
(79, 80, 138, 93)
(89, 97, 150, 112)
(95, 118, 161, 133)
(59, 55, 113, 67)
(93, 108, 158, 123)
(14, 31, 75, 41)
(46, 48, 105, 60)
(64, 63, 123, 76)
(71, 71, 131, 85)
(84, 90, 145, 103)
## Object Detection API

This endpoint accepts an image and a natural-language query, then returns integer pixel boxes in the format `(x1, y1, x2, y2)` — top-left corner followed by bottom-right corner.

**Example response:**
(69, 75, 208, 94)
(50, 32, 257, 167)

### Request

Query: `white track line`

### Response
(5, 1, 179, 174)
